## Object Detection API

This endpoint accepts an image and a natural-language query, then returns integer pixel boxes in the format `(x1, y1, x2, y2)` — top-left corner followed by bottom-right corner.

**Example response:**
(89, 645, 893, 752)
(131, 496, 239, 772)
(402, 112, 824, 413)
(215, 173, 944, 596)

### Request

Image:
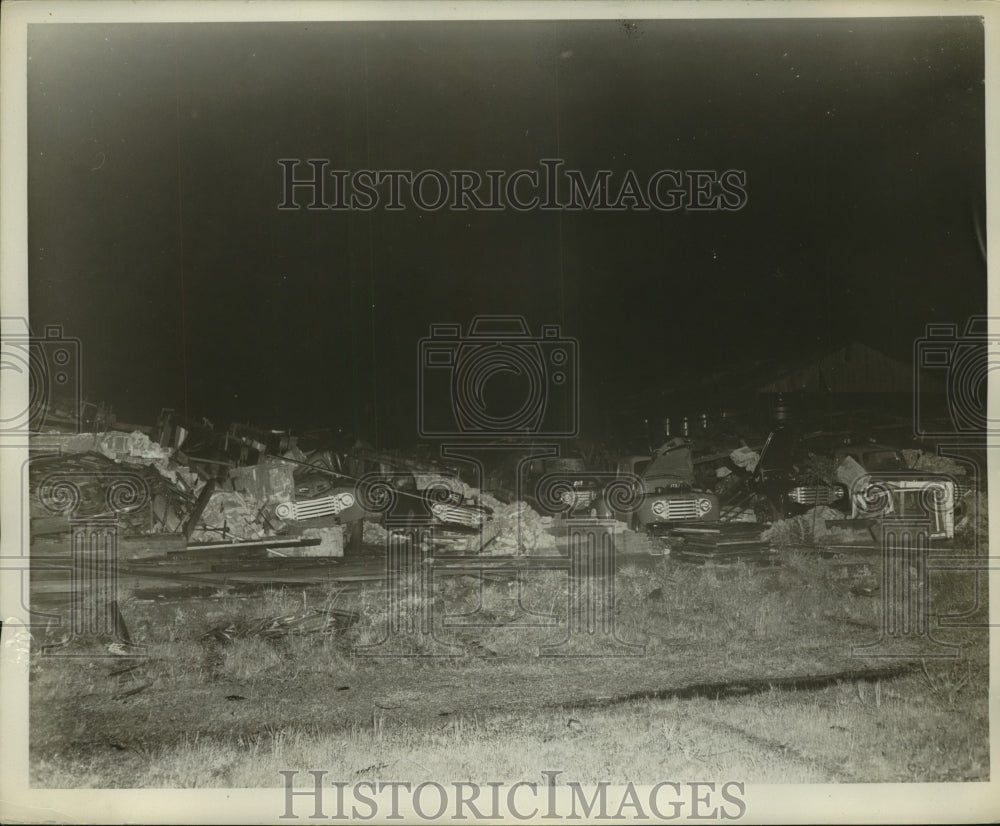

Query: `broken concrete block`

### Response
(151, 492, 184, 533)
(288, 525, 345, 557)
(729, 446, 760, 472)
(835, 455, 867, 488)
(490, 501, 556, 555)
(903, 450, 968, 476)
(363, 520, 389, 545)
(31, 432, 103, 454)
(98, 430, 173, 464)
(189, 490, 265, 541)
(230, 459, 296, 505)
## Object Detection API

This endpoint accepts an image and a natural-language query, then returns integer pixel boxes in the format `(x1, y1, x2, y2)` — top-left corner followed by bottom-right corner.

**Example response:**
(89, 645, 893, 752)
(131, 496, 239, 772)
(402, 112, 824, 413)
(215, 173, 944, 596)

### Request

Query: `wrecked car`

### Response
(833, 441, 957, 538)
(522, 455, 602, 517)
(592, 438, 720, 532)
(743, 430, 849, 522)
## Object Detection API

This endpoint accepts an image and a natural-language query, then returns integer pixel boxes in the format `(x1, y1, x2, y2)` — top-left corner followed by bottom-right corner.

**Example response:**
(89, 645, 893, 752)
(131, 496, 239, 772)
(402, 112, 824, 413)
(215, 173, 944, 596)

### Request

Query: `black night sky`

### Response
(27, 17, 986, 444)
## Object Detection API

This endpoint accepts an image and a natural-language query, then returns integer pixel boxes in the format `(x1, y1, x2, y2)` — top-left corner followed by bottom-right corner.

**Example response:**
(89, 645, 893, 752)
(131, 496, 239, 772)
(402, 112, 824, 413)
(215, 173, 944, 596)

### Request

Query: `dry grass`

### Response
(28, 549, 989, 788)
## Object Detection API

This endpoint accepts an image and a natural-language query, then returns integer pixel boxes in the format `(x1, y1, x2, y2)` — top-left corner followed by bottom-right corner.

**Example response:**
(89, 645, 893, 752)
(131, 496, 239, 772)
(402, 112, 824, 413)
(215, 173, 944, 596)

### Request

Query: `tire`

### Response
(347, 520, 364, 554)
(751, 494, 781, 525)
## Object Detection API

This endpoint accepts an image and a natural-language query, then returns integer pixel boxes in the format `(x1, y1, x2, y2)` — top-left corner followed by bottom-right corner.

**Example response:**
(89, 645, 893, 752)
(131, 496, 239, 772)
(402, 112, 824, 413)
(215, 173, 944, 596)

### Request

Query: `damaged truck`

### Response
(592, 437, 720, 533)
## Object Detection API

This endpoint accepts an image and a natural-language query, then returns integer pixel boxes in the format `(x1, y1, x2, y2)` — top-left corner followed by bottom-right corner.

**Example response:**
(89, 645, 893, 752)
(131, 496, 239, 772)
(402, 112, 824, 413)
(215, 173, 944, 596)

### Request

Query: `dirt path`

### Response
(31, 636, 910, 763)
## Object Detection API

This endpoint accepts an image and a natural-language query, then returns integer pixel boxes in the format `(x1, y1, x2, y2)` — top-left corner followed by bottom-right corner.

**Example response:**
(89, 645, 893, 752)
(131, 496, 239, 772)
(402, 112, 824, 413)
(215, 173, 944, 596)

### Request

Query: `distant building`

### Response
(622, 341, 949, 437)
(747, 341, 934, 395)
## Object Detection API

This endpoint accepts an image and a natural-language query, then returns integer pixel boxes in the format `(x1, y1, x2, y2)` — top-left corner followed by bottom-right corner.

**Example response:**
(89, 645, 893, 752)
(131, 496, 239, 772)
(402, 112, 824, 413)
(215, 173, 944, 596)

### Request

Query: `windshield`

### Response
(546, 458, 587, 473)
(861, 450, 906, 471)
(643, 441, 695, 483)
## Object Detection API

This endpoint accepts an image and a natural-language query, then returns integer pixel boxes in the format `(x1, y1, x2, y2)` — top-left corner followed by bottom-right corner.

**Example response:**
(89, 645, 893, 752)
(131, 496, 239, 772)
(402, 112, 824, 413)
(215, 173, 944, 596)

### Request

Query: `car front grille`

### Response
(561, 489, 596, 508)
(788, 486, 841, 506)
(655, 499, 701, 520)
(276, 492, 354, 521)
(430, 502, 487, 527)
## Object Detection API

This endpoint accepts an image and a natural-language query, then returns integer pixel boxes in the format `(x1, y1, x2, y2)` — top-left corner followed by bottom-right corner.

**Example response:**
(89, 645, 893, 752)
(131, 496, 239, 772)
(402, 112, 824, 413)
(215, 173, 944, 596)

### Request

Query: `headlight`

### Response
(560, 491, 575, 504)
(337, 492, 355, 509)
(696, 498, 713, 515)
(651, 500, 666, 516)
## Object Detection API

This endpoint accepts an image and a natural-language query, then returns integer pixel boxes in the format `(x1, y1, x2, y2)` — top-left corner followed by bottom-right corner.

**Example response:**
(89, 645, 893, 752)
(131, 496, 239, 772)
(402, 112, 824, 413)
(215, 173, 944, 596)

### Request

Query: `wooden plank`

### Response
(182, 478, 216, 539)
(31, 533, 189, 560)
(31, 516, 71, 536)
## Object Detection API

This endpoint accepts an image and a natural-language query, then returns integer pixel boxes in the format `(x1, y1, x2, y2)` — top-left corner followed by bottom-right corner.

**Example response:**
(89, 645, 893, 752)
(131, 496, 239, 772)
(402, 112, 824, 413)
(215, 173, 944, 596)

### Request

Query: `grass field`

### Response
(28, 546, 989, 787)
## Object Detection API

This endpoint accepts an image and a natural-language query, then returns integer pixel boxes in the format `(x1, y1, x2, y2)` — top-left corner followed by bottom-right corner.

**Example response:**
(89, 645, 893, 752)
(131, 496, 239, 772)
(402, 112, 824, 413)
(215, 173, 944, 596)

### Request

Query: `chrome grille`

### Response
(430, 502, 487, 527)
(655, 499, 700, 520)
(788, 486, 841, 506)
(561, 489, 596, 508)
(275, 493, 354, 521)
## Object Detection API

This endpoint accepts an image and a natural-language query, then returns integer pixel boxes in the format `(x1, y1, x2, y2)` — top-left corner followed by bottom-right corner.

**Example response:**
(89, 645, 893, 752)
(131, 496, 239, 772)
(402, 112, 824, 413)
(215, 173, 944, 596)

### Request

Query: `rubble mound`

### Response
(489, 501, 557, 555)
(363, 520, 389, 545)
(902, 450, 969, 476)
(98, 430, 173, 464)
(956, 491, 988, 545)
(762, 505, 853, 547)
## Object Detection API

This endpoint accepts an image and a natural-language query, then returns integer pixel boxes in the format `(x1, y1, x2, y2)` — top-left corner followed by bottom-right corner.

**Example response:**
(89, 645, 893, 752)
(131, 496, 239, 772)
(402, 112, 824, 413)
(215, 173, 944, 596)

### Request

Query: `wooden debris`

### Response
(670, 523, 774, 564)
(201, 608, 358, 642)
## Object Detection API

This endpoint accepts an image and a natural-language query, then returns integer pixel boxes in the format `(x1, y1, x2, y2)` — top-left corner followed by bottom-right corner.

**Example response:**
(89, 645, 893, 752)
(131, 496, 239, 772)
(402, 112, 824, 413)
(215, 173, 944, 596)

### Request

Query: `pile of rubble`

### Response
(32, 425, 310, 550)
(901, 449, 968, 477)
(485, 497, 557, 555)
(29, 412, 570, 561)
(956, 490, 989, 544)
(762, 506, 863, 547)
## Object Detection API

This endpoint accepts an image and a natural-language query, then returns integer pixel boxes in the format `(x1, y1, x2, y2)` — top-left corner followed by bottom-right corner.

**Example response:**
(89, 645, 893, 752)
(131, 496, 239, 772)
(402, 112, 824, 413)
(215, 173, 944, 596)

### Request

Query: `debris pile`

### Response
(201, 608, 358, 642)
(28, 407, 574, 612)
(363, 520, 389, 545)
(37, 401, 984, 594)
(489, 500, 556, 555)
(956, 490, 989, 544)
(671, 523, 773, 564)
(762, 506, 865, 547)
(28, 451, 193, 537)
(902, 450, 968, 477)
